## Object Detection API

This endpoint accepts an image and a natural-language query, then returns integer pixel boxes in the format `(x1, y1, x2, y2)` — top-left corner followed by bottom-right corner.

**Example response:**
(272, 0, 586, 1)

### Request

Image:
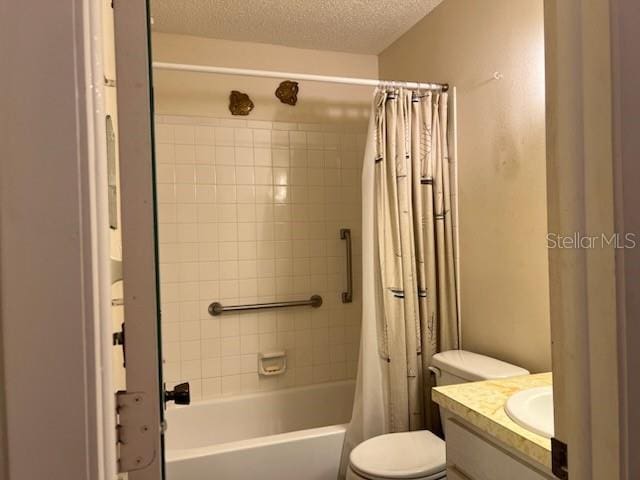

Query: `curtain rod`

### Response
(152, 62, 449, 91)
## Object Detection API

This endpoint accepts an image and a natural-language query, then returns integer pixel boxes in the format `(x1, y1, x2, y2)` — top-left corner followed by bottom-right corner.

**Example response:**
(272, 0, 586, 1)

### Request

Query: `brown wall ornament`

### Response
(275, 81, 299, 105)
(229, 90, 254, 116)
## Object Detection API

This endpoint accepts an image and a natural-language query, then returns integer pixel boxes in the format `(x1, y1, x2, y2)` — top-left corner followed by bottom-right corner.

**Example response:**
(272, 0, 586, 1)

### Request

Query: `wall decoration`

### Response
(275, 80, 299, 106)
(229, 90, 254, 116)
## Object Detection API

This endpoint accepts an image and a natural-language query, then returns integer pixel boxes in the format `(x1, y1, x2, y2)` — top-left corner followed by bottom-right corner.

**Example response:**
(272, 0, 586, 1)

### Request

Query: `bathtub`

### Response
(165, 380, 355, 480)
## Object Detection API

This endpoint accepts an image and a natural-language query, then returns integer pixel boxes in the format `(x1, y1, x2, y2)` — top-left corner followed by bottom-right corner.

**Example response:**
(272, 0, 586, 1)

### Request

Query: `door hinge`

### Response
(115, 391, 157, 473)
(551, 437, 568, 479)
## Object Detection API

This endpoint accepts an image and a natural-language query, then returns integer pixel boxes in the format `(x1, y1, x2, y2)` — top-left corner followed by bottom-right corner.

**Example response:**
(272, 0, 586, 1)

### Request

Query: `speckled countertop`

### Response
(433, 373, 553, 467)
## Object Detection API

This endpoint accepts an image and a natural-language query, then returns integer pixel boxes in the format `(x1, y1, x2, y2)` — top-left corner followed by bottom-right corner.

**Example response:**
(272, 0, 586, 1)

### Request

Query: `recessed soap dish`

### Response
(258, 351, 287, 376)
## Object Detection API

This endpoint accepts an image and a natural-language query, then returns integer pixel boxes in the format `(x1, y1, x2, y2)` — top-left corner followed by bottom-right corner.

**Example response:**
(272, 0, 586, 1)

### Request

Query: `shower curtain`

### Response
(339, 88, 459, 478)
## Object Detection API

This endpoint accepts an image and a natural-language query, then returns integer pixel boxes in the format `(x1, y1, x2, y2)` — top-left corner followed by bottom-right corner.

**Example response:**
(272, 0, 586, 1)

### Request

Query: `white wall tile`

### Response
(217, 204, 237, 221)
(175, 144, 195, 164)
(195, 185, 215, 203)
(201, 318, 220, 338)
(215, 146, 235, 165)
(236, 166, 255, 185)
(238, 242, 257, 260)
(174, 125, 195, 144)
(221, 375, 242, 395)
(234, 128, 253, 146)
(253, 129, 272, 147)
(202, 338, 221, 358)
(195, 145, 214, 165)
(202, 377, 221, 399)
(195, 165, 214, 184)
(157, 115, 365, 397)
(195, 125, 215, 145)
(221, 356, 243, 376)
(235, 147, 253, 166)
(215, 165, 236, 185)
(156, 124, 174, 143)
(272, 149, 290, 167)
(157, 164, 175, 183)
(219, 242, 239, 261)
(202, 358, 221, 378)
(290, 149, 307, 167)
(240, 335, 259, 354)
(290, 131, 307, 148)
(247, 120, 272, 130)
(237, 186, 255, 203)
(157, 184, 176, 204)
(271, 130, 290, 148)
(241, 354, 258, 374)
(215, 127, 234, 146)
(254, 148, 272, 166)
(220, 336, 241, 356)
(156, 144, 175, 164)
(237, 224, 256, 242)
(216, 185, 236, 203)
(307, 132, 323, 149)
(237, 204, 256, 222)
(175, 185, 195, 203)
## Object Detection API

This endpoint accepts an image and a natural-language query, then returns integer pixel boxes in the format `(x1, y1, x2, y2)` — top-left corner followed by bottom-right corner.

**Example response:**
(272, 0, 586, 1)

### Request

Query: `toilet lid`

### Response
(350, 431, 446, 479)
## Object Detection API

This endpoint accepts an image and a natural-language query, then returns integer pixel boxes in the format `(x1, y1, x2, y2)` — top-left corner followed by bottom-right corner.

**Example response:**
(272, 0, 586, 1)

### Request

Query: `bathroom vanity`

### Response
(433, 373, 555, 480)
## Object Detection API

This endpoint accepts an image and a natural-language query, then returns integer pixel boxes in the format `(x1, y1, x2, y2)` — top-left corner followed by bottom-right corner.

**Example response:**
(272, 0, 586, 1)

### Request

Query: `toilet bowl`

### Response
(347, 431, 446, 480)
(347, 350, 530, 480)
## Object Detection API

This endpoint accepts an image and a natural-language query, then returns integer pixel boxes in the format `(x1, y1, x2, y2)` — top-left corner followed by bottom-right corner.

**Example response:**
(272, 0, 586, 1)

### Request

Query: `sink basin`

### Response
(504, 386, 554, 438)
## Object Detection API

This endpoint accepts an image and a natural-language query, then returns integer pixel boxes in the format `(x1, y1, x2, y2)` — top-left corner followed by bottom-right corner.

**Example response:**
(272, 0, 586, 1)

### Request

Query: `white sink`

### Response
(504, 386, 554, 438)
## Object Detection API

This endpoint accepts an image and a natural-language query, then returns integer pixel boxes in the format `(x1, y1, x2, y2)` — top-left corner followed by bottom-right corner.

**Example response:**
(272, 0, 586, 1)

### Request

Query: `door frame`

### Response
(0, 0, 115, 479)
(544, 0, 639, 478)
(609, 1, 640, 477)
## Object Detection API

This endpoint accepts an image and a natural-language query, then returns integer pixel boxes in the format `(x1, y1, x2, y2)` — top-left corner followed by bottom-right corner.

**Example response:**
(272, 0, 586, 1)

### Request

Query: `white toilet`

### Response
(347, 350, 529, 480)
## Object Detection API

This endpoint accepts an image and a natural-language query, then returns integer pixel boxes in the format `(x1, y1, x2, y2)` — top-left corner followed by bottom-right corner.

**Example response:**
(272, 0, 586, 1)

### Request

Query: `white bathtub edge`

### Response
(166, 423, 349, 462)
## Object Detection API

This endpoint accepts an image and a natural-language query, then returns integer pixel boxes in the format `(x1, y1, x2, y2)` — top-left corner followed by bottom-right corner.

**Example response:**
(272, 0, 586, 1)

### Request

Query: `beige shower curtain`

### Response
(339, 88, 459, 477)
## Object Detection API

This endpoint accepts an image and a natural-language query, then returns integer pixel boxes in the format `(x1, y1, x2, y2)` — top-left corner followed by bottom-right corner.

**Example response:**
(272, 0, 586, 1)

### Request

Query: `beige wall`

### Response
(152, 33, 378, 124)
(380, 0, 551, 372)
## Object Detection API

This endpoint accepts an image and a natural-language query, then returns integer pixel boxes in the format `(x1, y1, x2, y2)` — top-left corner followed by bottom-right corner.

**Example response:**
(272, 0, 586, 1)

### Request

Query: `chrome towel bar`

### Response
(208, 295, 323, 316)
(341, 228, 353, 303)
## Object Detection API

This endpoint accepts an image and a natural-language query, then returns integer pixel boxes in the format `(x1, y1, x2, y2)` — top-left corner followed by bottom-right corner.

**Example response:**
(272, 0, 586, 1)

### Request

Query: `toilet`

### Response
(347, 350, 530, 480)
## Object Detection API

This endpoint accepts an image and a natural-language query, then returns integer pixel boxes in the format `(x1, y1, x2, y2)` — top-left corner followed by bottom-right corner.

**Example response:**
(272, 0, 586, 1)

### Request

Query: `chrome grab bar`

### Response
(341, 228, 353, 303)
(208, 295, 322, 316)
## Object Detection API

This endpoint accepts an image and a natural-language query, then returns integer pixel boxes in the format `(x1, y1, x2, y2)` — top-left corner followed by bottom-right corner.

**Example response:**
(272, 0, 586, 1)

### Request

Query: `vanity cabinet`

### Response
(444, 417, 555, 480)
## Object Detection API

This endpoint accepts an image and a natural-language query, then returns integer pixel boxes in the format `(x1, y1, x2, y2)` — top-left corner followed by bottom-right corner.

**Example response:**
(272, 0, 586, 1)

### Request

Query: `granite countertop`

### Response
(433, 372, 553, 467)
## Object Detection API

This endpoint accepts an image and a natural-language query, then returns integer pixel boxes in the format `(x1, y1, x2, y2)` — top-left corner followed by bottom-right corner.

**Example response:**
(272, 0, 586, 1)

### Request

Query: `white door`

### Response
(112, 0, 172, 478)
(544, 1, 625, 479)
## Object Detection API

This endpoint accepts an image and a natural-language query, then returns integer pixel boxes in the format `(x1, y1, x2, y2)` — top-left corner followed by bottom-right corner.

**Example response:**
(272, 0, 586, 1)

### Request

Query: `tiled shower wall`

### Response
(155, 115, 365, 400)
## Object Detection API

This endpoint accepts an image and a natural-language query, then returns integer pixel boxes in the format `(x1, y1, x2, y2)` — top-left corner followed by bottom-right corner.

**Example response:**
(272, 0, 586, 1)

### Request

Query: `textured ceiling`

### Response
(150, 0, 444, 54)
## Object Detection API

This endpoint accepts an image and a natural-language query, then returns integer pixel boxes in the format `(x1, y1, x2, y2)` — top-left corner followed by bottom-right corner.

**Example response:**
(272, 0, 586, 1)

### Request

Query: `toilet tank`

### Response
(431, 350, 529, 387)
(431, 350, 529, 437)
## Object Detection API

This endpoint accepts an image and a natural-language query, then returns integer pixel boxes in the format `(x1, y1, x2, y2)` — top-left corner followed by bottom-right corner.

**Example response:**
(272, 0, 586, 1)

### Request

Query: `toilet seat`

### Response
(349, 431, 446, 480)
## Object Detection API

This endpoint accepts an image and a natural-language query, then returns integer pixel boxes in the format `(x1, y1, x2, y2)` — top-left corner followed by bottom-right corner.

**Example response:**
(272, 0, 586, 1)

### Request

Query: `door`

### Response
(544, 1, 622, 479)
(113, 0, 165, 478)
